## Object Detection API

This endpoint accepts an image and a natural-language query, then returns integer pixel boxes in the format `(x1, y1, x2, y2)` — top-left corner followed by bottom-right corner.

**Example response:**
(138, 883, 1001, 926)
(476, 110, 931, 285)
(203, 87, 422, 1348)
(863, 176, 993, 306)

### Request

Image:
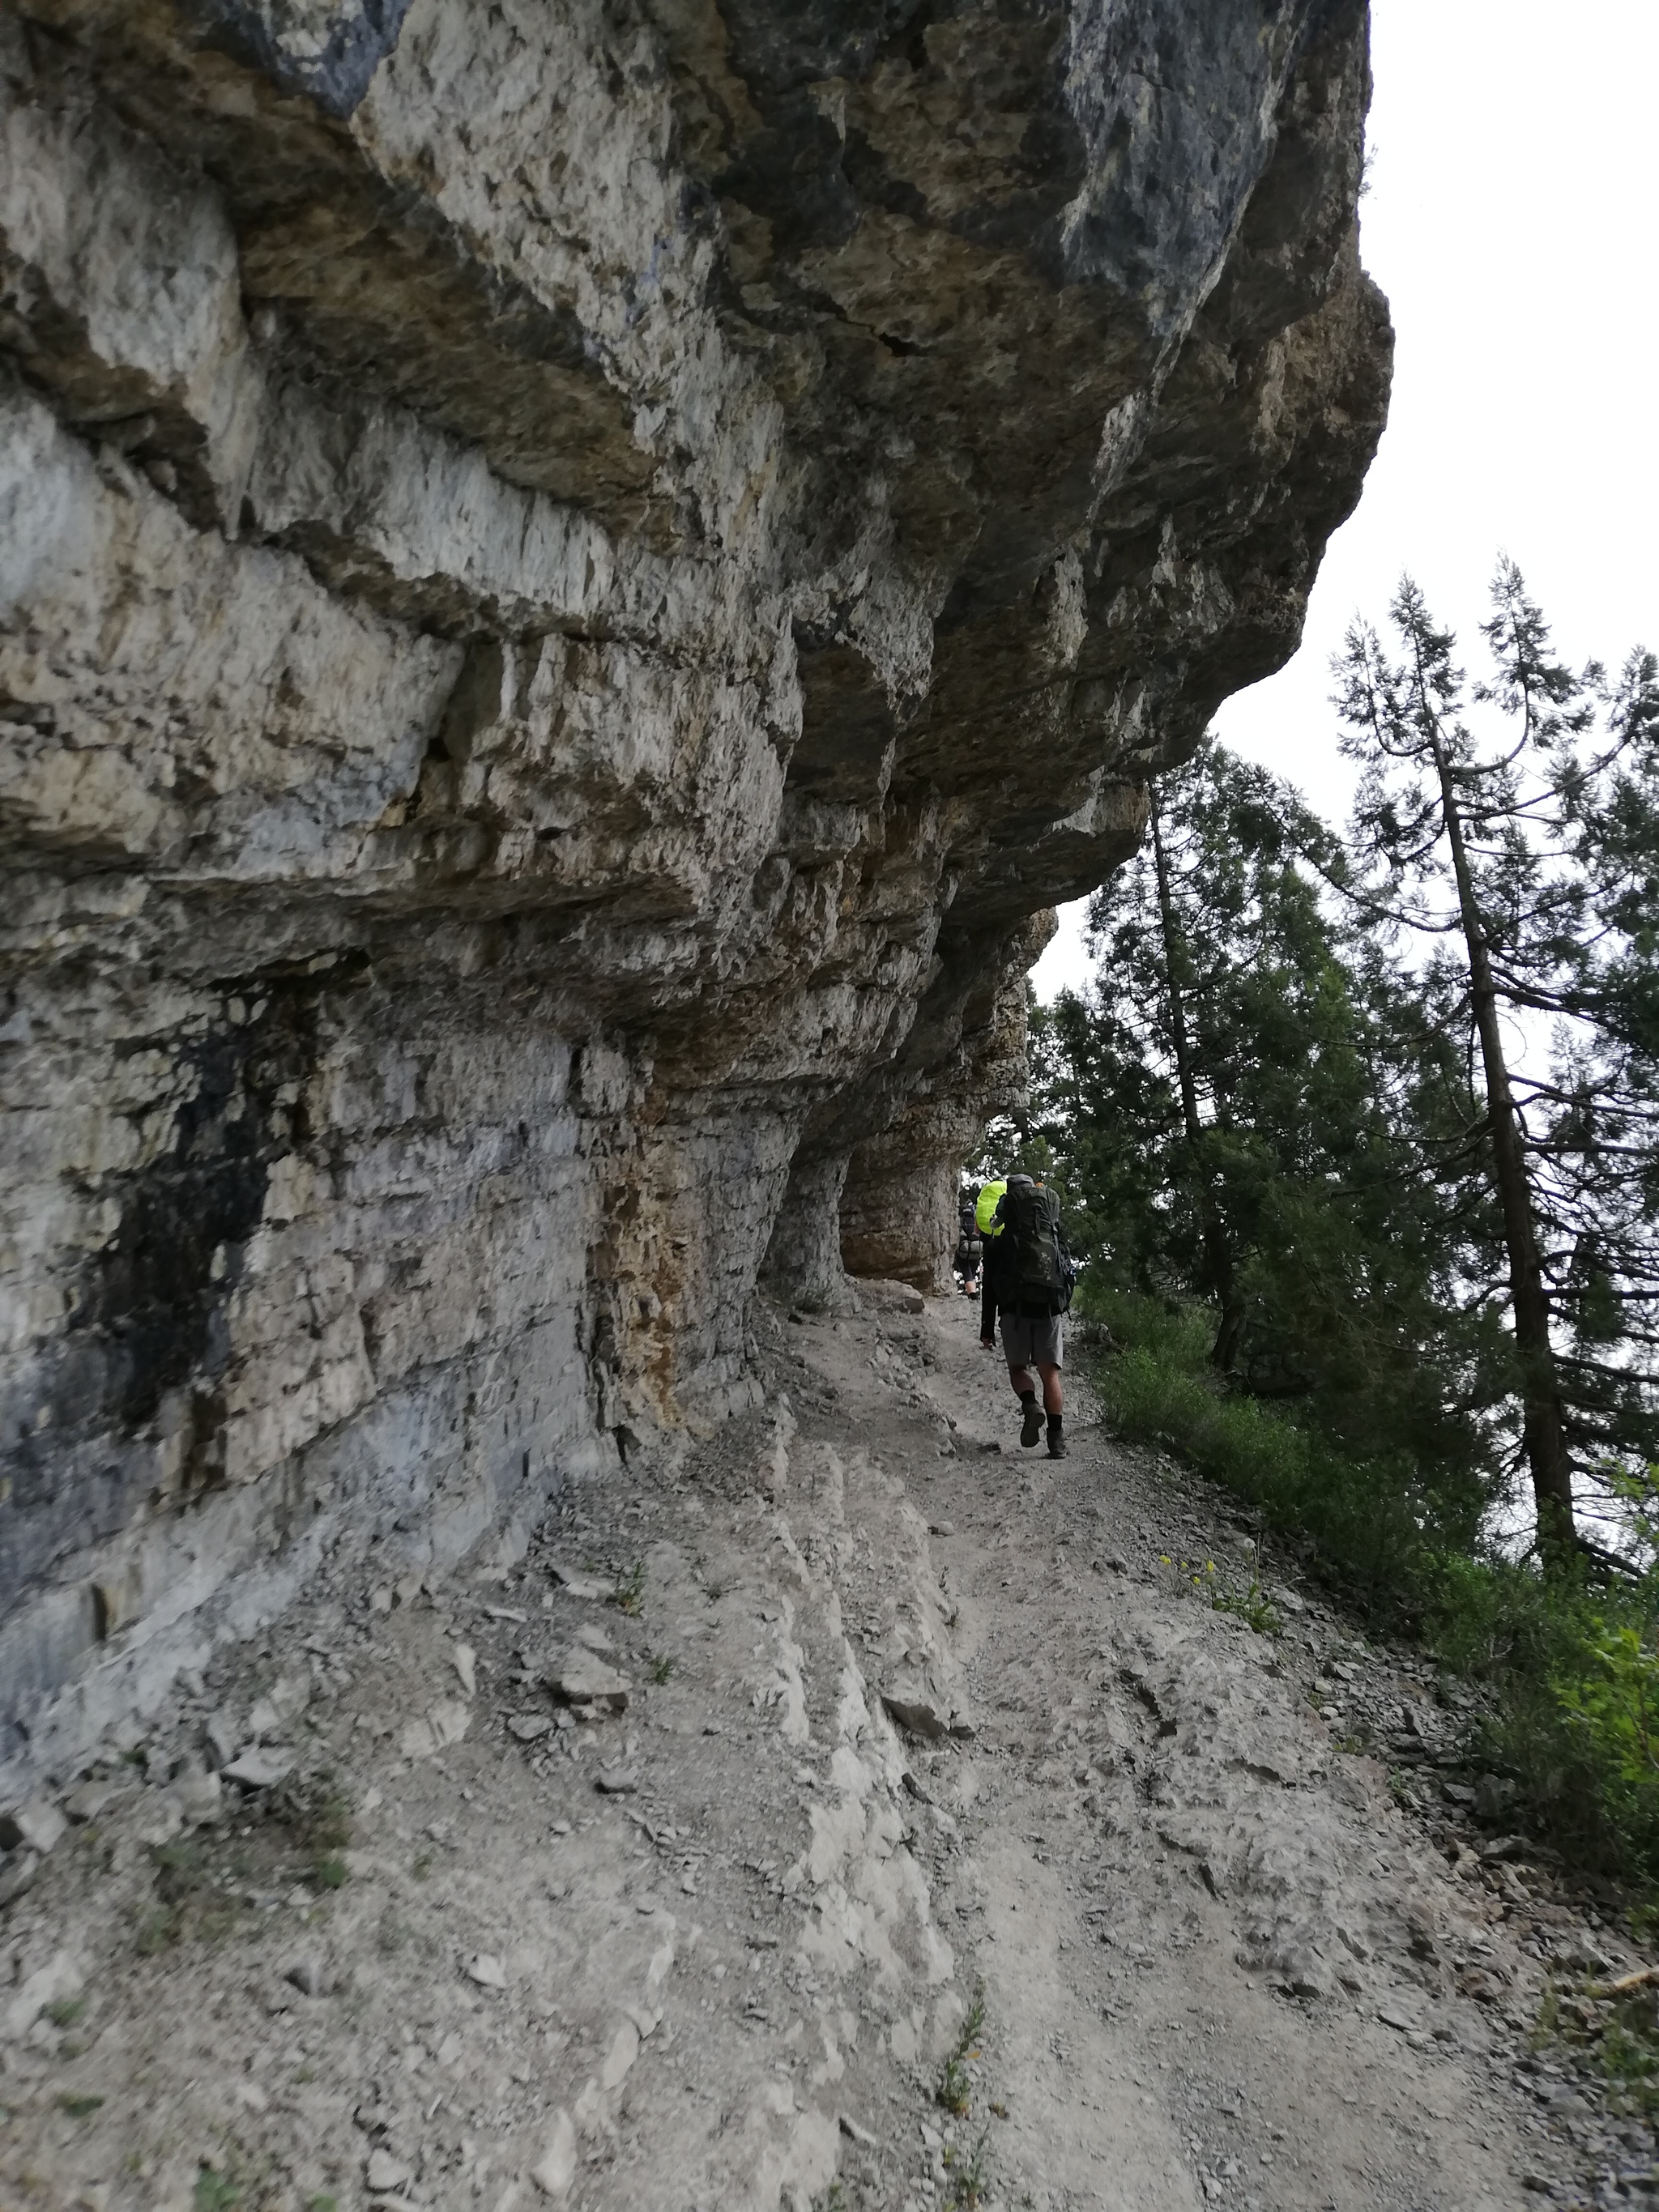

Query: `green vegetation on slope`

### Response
(1081, 1281, 1659, 1887)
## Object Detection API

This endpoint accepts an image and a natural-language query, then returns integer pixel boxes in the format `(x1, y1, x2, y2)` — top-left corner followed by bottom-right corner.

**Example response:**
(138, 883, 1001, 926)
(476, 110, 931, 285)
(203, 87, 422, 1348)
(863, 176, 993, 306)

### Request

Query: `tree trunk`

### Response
(1149, 795, 1244, 1368)
(1431, 737, 1577, 1558)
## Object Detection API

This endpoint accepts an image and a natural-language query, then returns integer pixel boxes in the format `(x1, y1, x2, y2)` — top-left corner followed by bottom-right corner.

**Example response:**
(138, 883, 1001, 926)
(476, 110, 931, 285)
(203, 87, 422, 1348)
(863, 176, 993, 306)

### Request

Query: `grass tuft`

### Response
(936, 1985, 986, 2118)
(945, 2128, 992, 2210)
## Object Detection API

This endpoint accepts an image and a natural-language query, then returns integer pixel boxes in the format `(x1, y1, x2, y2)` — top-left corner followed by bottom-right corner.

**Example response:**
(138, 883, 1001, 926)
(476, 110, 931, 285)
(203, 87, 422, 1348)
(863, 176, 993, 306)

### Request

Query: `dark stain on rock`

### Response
(0, 955, 367, 1624)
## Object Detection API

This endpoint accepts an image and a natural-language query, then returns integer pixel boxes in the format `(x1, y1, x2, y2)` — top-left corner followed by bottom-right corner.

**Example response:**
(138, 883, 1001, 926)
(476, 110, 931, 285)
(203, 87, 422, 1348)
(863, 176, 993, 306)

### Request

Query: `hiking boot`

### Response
(1020, 1397, 1043, 1448)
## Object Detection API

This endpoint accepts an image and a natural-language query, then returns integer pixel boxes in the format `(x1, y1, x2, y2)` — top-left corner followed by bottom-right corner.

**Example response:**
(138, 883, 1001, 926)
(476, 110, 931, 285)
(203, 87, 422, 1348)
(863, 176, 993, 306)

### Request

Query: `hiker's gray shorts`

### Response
(1000, 1311, 1063, 1369)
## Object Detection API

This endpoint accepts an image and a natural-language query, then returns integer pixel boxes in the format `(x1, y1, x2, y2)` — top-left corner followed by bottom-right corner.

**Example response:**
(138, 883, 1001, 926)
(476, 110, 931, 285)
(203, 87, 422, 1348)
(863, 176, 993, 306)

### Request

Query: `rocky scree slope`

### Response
(0, 0, 1389, 1792)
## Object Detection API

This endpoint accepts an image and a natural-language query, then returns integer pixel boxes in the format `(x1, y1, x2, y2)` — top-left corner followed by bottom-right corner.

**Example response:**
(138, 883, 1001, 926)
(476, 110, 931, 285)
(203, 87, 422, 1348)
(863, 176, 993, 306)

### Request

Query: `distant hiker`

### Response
(984, 1171, 1073, 1458)
(954, 1183, 982, 1294)
(975, 1175, 1009, 1348)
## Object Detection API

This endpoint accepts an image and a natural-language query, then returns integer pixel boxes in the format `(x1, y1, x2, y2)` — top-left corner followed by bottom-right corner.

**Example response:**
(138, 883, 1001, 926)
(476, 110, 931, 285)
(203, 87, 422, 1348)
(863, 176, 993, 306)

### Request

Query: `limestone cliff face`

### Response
(0, 0, 1389, 1785)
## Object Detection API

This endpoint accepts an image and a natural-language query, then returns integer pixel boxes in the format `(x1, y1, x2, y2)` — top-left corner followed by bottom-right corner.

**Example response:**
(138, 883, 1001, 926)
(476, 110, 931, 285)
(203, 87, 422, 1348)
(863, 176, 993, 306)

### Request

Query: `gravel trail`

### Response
(0, 1288, 1638, 2210)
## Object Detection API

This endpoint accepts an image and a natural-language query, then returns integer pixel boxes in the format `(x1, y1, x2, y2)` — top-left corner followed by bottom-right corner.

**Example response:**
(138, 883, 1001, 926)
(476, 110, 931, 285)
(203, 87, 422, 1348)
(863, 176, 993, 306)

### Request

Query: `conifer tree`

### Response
(1333, 564, 1659, 1563)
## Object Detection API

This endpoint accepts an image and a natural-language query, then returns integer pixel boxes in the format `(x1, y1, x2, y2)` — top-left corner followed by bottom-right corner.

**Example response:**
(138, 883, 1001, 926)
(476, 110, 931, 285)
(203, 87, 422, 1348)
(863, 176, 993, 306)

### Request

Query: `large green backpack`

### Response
(999, 1181, 1067, 1310)
(975, 1178, 1007, 1237)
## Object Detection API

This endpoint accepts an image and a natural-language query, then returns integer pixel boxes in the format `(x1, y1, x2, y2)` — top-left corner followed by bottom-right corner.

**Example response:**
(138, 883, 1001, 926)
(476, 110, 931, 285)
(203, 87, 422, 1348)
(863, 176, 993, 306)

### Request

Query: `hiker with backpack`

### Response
(954, 1182, 982, 1294)
(980, 1170, 1073, 1459)
(975, 1175, 1008, 1348)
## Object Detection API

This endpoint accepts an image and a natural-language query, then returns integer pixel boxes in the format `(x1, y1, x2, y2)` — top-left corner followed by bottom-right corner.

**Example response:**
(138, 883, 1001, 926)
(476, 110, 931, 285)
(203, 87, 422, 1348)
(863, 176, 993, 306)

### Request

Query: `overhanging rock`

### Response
(0, 0, 1391, 1792)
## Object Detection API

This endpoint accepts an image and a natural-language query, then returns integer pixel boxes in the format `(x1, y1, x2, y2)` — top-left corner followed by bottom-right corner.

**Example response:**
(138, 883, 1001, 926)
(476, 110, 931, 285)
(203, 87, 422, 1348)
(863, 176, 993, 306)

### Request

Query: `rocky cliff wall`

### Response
(0, 0, 1390, 1792)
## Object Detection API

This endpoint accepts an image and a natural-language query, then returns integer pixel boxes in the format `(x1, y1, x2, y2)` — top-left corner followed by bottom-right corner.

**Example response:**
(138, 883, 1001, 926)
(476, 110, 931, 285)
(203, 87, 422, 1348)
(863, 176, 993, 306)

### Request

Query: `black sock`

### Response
(1020, 1390, 1038, 1410)
(1047, 1413, 1063, 1437)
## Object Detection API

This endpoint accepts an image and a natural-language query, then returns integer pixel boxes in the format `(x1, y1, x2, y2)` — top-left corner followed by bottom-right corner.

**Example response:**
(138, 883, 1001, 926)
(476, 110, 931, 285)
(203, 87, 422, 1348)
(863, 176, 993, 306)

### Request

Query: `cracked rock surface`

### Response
(1, 1293, 1640, 2210)
(2, 0, 1390, 1779)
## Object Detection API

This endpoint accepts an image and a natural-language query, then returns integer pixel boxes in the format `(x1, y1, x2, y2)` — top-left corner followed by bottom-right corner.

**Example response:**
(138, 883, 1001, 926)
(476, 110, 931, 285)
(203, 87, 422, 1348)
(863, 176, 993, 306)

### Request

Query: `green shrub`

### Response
(1082, 1281, 1659, 1893)
(1081, 1285, 1444, 1622)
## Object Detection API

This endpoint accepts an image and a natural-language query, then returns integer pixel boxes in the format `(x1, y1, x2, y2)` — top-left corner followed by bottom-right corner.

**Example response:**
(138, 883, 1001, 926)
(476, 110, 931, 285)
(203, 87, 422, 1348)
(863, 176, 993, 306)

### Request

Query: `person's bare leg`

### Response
(1038, 1360, 1066, 1455)
(1007, 1360, 1043, 1446)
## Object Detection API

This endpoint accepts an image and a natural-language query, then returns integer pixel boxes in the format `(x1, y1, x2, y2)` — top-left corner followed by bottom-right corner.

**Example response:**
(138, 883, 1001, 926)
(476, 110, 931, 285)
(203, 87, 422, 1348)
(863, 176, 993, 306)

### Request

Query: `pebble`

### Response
(63, 1779, 119, 1826)
(169, 1762, 224, 1828)
(531, 2109, 577, 2197)
(0, 1797, 67, 1856)
(601, 2018, 640, 2089)
(2, 1948, 82, 2039)
(222, 1749, 294, 1790)
(285, 1958, 328, 1998)
(466, 1953, 507, 1990)
(366, 2147, 413, 2193)
(595, 1766, 639, 1796)
(548, 1564, 609, 1601)
(882, 1688, 951, 1741)
(400, 1699, 471, 1760)
(547, 1654, 629, 1712)
(248, 1673, 310, 1737)
(203, 1712, 240, 1770)
(509, 1714, 554, 1741)
(0, 1852, 39, 1910)
(452, 1643, 477, 1698)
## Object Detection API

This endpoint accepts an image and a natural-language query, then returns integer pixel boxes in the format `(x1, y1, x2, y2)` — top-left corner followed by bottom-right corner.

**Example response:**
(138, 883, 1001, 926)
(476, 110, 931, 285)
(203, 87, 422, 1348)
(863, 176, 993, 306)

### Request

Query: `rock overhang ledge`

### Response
(0, 0, 1392, 1791)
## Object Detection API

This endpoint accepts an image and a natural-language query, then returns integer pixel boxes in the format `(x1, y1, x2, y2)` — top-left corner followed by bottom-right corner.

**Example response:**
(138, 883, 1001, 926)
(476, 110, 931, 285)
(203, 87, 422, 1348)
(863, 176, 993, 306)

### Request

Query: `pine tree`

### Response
(1333, 564, 1659, 1563)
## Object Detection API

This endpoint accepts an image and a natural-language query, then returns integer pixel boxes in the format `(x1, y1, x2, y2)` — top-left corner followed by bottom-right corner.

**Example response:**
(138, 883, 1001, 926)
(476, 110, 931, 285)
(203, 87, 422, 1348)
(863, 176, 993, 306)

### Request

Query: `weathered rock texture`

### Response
(0, 0, 1390, 1789)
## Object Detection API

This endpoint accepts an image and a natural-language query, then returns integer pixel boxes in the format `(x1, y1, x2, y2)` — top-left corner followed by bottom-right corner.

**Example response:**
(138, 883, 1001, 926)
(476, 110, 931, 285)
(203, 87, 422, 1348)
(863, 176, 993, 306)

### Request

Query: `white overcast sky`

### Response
(1032, 0, 1659, 1001)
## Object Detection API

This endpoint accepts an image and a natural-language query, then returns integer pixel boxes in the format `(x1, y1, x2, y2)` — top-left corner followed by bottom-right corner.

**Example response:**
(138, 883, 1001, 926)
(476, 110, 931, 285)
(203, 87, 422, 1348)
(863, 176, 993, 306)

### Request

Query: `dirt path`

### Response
(901, 1297, 1562, 2212)
(0, 1289, 1639, 2211)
